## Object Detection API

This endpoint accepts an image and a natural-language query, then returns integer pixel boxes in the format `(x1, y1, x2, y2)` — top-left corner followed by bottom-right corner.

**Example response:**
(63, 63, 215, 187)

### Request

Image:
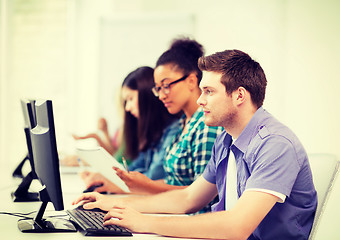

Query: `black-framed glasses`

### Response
(152, 75, 188, 97)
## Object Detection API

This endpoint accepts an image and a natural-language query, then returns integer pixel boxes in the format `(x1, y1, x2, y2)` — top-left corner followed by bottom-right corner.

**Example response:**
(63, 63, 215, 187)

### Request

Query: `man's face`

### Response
(197, 71, 237, 129)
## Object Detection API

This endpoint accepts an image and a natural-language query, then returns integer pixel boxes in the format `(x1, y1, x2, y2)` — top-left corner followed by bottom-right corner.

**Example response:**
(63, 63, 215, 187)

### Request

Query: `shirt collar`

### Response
(233, 107, 266, 153)
(222, 132, 233, 149)
(179, 107, 203, 129)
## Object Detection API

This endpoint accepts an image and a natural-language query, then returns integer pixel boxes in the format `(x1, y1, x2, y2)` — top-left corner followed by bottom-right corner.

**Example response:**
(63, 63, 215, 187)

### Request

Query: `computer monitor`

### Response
(11, 99, 40, 202)
(17, 99, 76, 233)
(12, 99, 37, 178)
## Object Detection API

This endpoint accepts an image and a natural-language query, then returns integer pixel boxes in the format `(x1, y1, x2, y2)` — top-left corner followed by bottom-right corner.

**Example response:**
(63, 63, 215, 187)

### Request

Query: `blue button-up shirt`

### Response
(128, 119, 181, 180)
(203, 107, 317, 240)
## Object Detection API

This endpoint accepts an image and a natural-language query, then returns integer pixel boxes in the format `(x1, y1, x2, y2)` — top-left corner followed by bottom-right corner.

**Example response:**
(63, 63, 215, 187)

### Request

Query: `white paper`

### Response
(76, 147, 130, 193)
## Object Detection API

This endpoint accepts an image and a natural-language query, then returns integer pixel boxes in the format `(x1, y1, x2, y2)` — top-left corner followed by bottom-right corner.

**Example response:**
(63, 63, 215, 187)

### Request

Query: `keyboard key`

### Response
(67, 206, 132, 236)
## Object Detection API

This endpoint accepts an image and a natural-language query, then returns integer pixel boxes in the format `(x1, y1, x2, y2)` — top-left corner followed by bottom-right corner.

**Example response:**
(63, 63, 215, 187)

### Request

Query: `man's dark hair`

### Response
(198, 49, 267, 108)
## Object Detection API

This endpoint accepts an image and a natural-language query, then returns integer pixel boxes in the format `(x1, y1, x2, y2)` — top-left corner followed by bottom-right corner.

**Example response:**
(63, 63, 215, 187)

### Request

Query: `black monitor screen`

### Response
(30, 100, 63, 210)
(21, 99, 36, 129)
(11, 99, 39, 202)
(18, 99, 76, 233)
(20, 99, 37, 173)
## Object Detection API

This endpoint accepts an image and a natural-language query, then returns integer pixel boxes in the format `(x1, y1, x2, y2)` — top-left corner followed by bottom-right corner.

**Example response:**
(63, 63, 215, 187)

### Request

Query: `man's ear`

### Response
(234, 87, 247, 104)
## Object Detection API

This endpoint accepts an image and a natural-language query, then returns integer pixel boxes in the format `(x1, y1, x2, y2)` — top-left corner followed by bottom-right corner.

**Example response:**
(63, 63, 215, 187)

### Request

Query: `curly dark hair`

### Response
(156, 37, 205, 84)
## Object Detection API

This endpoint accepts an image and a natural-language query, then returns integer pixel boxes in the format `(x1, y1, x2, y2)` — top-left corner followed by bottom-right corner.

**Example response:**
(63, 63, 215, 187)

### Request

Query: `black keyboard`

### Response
(67, 206, 132, 236)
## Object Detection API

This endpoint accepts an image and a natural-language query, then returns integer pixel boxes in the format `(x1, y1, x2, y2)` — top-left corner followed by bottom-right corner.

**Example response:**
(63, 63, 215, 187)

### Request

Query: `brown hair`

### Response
(198, 49, 267, 108)
(122, 66, 177, 159)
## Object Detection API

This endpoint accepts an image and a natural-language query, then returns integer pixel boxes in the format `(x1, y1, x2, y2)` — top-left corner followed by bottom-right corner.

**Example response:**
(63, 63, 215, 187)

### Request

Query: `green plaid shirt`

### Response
(164, 107, 223, 186)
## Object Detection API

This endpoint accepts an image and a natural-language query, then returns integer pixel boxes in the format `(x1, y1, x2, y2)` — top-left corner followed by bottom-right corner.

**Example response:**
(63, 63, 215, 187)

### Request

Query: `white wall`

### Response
(0, 0, 72, 176)
(1, 0, 340, 177)
(71, 0, 340, 159)
(284, 0, 340, 157)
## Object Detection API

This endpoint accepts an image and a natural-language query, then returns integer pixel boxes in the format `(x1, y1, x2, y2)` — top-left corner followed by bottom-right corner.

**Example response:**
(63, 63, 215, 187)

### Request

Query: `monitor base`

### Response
(11, 191, 39, 202)
(18, 218, 77, 233)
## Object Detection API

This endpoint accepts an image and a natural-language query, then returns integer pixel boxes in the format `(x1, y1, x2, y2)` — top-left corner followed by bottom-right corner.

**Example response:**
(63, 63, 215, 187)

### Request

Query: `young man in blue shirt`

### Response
(73, 49, 317, 239)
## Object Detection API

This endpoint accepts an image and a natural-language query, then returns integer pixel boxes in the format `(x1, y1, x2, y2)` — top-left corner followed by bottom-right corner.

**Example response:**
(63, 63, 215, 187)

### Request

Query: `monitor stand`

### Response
(11, 171, 40, 202)
(12, 155, 29, 178)
(17, 188, 77, 233)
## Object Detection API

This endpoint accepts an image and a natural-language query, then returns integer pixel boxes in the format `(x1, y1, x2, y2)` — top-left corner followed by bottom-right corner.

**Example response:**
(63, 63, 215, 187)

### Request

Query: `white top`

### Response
(226, 150, 238, 210)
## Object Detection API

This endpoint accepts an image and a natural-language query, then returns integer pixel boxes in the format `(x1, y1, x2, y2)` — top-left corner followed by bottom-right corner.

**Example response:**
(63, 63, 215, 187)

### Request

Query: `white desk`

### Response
(0, 168, 202, 240)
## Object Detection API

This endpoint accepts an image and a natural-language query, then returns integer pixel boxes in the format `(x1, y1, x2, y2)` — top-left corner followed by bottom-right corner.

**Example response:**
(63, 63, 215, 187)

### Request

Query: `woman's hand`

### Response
(60, 154, 80, 167)
(72, 133, 100, 141)
(113, 167, 157, 194)
(80, 171, 126, 194)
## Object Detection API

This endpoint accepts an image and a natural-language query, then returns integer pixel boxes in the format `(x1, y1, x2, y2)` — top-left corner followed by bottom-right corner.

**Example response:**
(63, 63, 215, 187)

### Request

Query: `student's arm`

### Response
(79, 171, 126, 194)
(72, 132, 115, 155)
(72, 118, 120, 155)
(103, 190, 279, 240)
(73, 175, 218, 214)
(113, 124, 222, 195)
(114, 168, 186, 194)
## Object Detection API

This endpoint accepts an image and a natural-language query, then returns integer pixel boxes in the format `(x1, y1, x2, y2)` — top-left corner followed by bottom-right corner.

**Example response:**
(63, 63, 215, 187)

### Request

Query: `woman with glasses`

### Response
(114, 38, 223, 203)
(80, 66, 181, 194)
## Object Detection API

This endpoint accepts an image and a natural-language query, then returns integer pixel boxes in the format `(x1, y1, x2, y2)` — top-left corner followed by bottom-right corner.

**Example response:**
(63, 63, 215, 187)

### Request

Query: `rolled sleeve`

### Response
(245, 136, 300, 197)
